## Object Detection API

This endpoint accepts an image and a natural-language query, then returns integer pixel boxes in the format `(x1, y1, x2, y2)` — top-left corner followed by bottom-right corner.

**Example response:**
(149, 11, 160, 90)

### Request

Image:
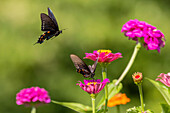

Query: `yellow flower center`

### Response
(87, 82, 97, 85)
(97, 49, 112, 55)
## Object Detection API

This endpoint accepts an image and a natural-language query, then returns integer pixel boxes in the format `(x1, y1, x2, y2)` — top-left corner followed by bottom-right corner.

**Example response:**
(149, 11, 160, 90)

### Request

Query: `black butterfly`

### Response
(70, 54, 98, 78)
(34, 8, 63, 45)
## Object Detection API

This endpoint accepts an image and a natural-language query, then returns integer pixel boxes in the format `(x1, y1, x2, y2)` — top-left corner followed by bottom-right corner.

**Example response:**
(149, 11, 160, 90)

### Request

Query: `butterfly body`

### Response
(34, 8, 62, 44)
(70, 54, 98, 78)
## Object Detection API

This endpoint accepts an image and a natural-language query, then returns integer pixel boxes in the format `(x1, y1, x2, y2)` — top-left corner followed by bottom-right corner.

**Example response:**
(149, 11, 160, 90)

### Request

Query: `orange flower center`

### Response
(87, 82, 97, 85)
(97, 49, 112, 55)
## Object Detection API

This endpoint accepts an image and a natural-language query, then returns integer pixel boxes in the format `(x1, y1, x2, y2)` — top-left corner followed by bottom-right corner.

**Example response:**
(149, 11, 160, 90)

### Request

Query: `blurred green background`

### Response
(0, 0, 169, 112)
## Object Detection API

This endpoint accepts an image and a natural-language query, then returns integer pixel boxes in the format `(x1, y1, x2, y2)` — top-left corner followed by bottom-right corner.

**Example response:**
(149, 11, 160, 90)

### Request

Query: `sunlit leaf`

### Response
(52, 100, 92, 113)
(161, 103, 170, 113)
(146, 78, 170, 105)
(96, 79, 123, 109)
(96, 108, 104, 113)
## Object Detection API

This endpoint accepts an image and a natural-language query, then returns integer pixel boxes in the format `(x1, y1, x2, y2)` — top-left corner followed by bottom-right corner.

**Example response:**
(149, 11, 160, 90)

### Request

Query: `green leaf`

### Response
(96, 108, 104, 113)
(52, 100, 92, 113)
(96, 79, 123, 109)
(146, 78, 170, 105)
(161, 103, 170, 113)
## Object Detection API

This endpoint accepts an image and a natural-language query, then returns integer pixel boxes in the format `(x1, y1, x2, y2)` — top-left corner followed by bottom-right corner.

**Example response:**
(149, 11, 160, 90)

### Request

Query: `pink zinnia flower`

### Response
(76, 78, 110, 94)
(16, 87, 51, 106)
(84, 50, 122, 63)
(156, 73, 170, 87)
(121, 19, 165, 52)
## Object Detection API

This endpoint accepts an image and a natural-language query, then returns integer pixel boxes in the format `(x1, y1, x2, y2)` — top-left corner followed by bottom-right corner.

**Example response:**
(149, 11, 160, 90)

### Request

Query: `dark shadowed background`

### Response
(0, 0, 170, 113)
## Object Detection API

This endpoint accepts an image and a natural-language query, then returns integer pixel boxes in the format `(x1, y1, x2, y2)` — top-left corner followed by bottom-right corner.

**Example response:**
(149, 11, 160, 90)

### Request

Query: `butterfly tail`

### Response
(33, 42, 38, 45)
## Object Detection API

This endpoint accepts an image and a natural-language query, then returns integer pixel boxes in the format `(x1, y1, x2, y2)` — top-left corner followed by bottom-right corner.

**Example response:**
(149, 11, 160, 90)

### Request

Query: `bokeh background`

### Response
(0, 0, 169, 113)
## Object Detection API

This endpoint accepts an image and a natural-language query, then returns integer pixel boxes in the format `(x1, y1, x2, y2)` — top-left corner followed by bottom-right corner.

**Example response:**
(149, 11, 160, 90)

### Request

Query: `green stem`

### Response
(138, 83, 144, 112)
(31, 106, 36, 113)
(115, 43, 141, 86)
(91, 94, 96, 113)
(102, 65, 108, 113)
(117, 105, 120, 113)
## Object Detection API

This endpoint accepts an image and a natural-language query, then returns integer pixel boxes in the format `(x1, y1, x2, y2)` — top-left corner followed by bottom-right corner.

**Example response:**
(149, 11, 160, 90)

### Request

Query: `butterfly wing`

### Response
(41, 13, 57, 31)
(48, 8, 59, 31)
(70, 54, 91, 78)
(34, 31, 56, 45)
(90, 57, 99, 73)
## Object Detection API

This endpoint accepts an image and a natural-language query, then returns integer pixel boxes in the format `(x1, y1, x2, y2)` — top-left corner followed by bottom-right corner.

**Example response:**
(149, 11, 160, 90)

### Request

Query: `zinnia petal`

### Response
(156, 73, 170, 87)
(84, 50, 122, 63)
(77, 78, 110, 94)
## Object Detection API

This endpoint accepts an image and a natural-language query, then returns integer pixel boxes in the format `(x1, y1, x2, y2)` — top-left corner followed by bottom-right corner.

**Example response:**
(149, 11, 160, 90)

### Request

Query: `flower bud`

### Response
(132, 72, 143, 84)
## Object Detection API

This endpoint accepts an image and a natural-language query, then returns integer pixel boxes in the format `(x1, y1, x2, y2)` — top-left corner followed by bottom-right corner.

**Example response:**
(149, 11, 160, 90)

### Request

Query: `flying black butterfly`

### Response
(70, 54, 98, 78)
(34, 7, 63, 45)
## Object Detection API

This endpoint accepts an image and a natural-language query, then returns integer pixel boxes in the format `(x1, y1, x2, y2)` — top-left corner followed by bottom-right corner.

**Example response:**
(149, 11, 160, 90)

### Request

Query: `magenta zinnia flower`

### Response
(76, 78, 110, 94)
(156, 73, 170, 87)
(84, 50, 122, 63)
(121, 19, 165, 52)
(16, 87, 51, 106)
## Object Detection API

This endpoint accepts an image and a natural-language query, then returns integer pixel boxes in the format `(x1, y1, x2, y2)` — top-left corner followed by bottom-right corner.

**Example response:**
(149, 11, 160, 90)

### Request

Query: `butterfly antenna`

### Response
(61, 28, 68, 31)
(95, 56, 99, 63)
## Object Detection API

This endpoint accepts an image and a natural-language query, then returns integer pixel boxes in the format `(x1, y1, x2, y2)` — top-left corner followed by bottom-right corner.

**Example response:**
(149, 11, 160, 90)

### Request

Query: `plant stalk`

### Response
(115, 43, 141, 86)
(117, 105, 120, 113)
(138, 83, 144, 112)
(31, 106, 36, 113)
(102, 65, 108, 113)
(91, 94, 96, 113)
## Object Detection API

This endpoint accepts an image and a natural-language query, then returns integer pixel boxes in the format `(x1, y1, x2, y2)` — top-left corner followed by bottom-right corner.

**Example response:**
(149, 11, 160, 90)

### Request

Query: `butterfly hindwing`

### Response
(39, 31, 56, 43)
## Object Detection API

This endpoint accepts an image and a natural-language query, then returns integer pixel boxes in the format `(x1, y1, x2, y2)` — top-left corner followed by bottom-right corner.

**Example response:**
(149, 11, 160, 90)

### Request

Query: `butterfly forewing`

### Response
(70, 54, 98, 78)
(48, 8, 59, 30)
(70, 54, 90, 72)
(41, 13, 57, 31)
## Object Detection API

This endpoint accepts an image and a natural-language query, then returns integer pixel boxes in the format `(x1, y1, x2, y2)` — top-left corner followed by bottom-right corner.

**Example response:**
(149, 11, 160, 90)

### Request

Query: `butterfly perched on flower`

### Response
(34, 7, 64, 45)
(70, 54, 98, 79)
